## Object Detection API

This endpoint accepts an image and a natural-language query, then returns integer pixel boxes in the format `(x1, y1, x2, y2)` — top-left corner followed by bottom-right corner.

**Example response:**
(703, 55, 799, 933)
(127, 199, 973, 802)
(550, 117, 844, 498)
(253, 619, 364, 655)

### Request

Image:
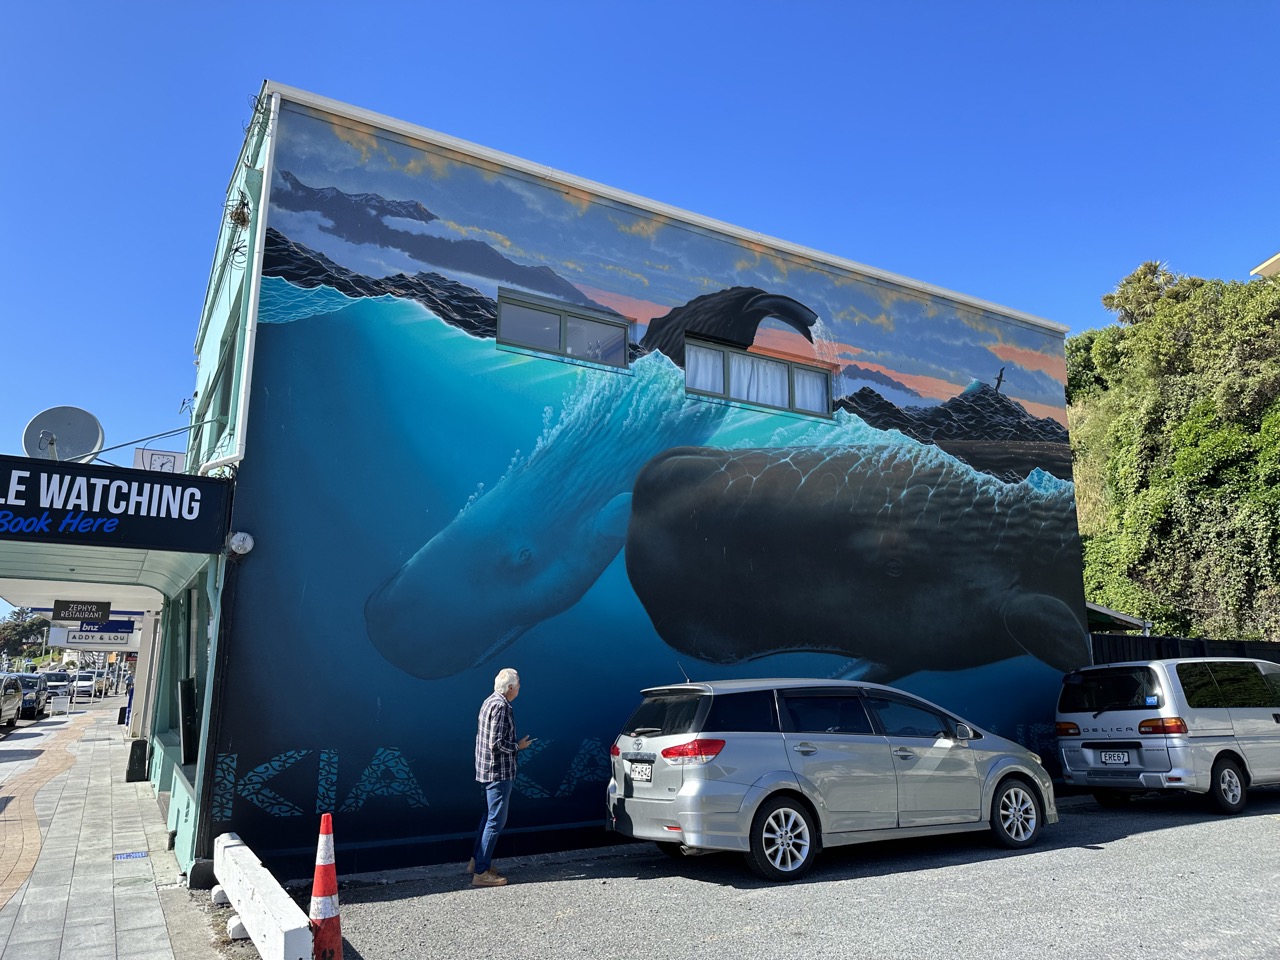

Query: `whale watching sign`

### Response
(0, 454, 232, 553)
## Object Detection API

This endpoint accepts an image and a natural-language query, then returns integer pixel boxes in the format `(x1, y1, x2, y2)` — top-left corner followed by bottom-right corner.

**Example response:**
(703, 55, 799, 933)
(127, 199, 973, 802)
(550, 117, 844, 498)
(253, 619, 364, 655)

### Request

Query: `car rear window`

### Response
(1059, 666, 1162, 713)
(622, 693, 704, 736)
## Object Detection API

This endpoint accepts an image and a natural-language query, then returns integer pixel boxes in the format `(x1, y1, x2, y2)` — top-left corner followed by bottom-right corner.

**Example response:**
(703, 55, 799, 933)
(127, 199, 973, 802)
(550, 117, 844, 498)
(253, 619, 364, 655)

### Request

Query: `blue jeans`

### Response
(471, 779, 514, 874)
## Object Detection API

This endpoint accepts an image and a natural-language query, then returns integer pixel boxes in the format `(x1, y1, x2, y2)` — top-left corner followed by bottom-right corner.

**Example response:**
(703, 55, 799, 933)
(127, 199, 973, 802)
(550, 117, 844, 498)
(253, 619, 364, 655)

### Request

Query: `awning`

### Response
(1086, 601, 1150, 635)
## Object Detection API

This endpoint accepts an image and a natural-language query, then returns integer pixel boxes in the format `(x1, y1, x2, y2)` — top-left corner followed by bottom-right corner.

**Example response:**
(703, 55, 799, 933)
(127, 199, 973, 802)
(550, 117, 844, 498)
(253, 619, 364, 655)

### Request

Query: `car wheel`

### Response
(745, 795, 818, 882)
(655, 841, 685, 859)
(1207, 756, 1246, 815)
(991, 777, 1042, 849)
(1091, 789, 1132, 809)
(5, 711, 16, 728)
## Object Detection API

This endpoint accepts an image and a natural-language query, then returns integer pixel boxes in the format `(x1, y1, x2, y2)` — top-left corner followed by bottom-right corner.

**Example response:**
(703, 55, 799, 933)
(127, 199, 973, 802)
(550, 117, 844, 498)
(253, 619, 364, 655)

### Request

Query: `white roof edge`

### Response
(261, 81, 1068, 337)
(1250, 251, 1280, 278)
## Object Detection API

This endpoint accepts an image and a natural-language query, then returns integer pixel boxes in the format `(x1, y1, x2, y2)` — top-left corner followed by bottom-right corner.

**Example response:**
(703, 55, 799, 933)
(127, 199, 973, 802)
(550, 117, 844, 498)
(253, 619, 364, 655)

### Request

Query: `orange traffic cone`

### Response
(309, 813, 342, 960)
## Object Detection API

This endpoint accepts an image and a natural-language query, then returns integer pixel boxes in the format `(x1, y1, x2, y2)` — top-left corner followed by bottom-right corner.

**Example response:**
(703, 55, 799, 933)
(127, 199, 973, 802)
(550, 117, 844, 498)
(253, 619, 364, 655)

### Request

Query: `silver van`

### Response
(1056, 658, 1280, 812)
(606, 678, 1057, 881)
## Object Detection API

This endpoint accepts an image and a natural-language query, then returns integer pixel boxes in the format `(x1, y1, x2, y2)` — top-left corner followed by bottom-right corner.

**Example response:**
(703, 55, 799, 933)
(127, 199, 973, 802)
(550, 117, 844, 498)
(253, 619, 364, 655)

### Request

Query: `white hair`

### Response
(494, 668, 520, 695)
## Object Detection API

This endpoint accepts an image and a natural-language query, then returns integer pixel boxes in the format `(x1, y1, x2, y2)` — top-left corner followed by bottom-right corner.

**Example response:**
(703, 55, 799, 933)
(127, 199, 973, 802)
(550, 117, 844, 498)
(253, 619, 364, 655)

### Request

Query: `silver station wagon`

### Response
(1056, 657, 1280, 812)
(606, 678, 1057, 881)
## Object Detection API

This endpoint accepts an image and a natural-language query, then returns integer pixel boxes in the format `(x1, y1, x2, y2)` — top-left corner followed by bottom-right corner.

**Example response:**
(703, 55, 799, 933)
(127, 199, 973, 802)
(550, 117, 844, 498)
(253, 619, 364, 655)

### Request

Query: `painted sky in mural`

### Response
(270, 103, 1068, 424)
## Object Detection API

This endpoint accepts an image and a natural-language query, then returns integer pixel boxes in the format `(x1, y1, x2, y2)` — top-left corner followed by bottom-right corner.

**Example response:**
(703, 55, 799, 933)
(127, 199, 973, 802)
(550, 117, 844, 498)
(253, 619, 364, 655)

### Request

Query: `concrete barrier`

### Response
(213, 832, 311, 960)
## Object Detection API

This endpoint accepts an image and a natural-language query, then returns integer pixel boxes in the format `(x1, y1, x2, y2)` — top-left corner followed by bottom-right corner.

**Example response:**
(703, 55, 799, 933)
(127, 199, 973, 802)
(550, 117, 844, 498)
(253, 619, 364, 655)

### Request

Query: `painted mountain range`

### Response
(271, 171, 595, 307)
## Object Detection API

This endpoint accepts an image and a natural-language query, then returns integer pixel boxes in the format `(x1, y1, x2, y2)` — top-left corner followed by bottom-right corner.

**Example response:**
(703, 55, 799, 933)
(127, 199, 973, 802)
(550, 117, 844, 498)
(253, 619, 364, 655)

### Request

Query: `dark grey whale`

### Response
(365, 288, 822, 679)
(624, 444, 1090, 680)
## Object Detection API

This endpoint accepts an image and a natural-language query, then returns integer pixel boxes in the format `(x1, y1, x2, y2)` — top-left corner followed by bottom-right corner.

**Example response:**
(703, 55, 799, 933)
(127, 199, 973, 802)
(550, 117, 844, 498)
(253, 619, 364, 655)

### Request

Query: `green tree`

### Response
(0, 608, 48, 657)
(1068, 264, 1280, 640)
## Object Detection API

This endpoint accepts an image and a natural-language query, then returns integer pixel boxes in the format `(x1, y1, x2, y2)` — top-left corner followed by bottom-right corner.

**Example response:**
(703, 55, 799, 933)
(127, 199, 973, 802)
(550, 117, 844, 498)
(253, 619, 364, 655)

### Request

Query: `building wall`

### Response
(205, 89, 1088, 871)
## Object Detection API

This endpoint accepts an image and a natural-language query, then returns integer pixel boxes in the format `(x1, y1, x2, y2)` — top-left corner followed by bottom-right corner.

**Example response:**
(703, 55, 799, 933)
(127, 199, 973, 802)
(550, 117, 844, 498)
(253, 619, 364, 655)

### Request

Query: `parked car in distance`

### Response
(72, 672, 97, 698)
(92, 670, 111, 695)
(44, 671, 73, 697)
(16, 673, 49, 719)
(1056, 657, 1280, 814)
(606, 678, 1057, 881)
(0, 675, 22, 727)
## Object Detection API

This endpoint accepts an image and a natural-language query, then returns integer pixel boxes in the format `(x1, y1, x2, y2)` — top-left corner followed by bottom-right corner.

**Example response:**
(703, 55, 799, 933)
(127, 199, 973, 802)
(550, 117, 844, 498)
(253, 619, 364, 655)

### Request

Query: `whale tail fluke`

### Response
(1003, 594, 1092, 672)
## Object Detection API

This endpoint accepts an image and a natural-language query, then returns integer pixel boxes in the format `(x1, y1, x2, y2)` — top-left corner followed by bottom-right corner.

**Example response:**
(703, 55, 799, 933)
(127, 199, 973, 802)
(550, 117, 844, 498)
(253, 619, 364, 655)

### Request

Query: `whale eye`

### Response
(516, 546, 533, 566)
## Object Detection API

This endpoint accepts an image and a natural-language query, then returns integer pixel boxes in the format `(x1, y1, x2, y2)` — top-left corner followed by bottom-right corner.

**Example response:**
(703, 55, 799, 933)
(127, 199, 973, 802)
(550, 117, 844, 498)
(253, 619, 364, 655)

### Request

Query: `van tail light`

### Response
(610, 743, 620, 757)
(1056, 722, 1081, 737)
(1139, 717, 1188, 735)
(660, 738, 726, 765)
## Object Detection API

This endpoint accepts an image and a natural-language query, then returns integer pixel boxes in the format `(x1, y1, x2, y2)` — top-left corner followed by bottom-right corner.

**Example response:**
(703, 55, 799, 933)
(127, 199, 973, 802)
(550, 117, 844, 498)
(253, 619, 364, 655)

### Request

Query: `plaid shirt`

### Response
(475, 692, 519, 782)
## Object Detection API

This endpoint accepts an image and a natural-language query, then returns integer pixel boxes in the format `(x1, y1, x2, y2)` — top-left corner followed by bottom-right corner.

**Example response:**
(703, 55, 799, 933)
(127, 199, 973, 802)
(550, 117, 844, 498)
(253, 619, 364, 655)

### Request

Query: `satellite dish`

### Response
(22, 406, 105, 463)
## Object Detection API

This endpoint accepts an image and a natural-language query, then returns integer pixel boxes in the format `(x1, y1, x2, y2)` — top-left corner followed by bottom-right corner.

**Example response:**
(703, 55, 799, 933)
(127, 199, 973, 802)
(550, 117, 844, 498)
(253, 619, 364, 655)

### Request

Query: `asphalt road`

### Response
(328, 790, 1280, 960)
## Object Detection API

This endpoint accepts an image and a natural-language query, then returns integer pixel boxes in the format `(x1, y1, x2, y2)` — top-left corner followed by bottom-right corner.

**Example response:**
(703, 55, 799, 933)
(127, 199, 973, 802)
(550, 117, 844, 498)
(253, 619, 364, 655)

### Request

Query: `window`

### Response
(1176, 663, 1225, 709)
(497, 290, 629, 368)
(703, 690, 779, 733)
(865, 696, 954, 739)
(1060, 667, 1163, 712)
(622, 694, 704, 737)
(782, 693, 874, 735)
(1206, 662, 1279, 709)
(685, 337, 831, 416)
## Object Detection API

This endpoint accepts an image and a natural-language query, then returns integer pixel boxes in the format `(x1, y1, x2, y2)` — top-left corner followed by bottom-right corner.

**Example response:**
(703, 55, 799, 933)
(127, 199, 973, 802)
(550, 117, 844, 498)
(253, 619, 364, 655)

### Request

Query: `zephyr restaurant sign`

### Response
(0, 454, 233, 554)
(54, 600, 111, 622)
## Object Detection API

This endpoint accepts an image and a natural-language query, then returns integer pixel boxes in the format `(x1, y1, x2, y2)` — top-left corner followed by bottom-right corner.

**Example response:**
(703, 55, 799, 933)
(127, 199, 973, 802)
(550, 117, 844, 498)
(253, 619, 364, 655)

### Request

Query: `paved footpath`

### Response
(0, 696, 228, 960)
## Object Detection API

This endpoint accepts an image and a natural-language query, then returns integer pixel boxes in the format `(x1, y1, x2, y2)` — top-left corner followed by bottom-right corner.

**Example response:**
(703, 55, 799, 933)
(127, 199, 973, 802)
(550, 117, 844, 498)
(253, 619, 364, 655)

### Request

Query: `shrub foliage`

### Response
(1067, 262, 1280, 640)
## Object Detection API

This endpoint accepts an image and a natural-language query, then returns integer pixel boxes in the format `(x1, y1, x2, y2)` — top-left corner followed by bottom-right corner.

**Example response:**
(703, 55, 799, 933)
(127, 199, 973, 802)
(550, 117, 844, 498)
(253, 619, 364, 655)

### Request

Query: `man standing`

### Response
(470, 667, 532, 887)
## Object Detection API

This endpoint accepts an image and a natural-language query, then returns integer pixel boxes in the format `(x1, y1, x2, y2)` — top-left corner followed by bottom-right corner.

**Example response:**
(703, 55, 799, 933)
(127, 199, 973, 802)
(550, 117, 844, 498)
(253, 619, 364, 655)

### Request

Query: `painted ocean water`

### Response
(218, 277, 1074, 851)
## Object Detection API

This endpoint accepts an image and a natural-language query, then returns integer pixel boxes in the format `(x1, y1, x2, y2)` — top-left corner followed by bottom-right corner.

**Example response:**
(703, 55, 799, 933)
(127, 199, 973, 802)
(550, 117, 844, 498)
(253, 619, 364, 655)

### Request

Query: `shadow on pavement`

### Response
(332, 787, 1280, 900)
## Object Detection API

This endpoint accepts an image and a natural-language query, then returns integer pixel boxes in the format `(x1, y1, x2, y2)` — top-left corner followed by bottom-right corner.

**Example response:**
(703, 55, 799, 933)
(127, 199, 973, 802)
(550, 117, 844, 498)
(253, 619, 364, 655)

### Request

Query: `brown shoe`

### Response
(466, 858, 475, 874)
(471, 869, 508, 887)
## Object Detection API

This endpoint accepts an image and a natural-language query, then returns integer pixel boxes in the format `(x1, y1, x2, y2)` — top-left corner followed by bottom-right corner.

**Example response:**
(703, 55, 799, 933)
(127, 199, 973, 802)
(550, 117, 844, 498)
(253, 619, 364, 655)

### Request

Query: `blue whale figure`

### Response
(623, 444, 1091, 680)
(365, 355, 722, 678)
(365, 288, 820, 679)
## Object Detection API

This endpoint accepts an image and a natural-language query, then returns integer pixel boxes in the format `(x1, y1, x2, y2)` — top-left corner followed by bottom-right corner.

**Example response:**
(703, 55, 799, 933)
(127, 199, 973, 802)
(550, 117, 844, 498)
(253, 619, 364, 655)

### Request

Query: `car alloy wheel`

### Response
(746, 796, 817, 882)
(992, 777, 1042, 849)
(1208, 757, 1246, 815)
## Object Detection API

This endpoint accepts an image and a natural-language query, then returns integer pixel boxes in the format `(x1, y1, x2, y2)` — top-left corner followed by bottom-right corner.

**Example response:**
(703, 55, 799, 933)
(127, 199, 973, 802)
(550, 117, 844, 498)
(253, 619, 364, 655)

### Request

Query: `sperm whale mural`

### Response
(365, 287, 821, 679)
(623, 444, 1090, 680)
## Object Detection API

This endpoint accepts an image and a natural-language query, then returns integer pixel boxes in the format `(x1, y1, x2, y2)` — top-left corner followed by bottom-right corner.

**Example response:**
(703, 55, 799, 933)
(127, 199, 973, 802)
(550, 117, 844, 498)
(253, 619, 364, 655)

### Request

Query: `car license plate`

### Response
(630, 762, 652, 783)
(1100, 751, 1129, 765)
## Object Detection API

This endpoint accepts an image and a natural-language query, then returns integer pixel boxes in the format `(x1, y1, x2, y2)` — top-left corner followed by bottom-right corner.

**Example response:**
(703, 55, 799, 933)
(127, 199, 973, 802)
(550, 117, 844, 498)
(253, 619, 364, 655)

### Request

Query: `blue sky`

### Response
(0, 1, 1275, 470)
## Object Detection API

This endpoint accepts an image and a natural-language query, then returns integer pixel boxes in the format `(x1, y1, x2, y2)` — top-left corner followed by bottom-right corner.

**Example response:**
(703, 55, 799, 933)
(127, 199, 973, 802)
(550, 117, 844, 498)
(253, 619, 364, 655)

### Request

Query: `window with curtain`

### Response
(686, 343, 725, 394)
(684, 337, 830, 416)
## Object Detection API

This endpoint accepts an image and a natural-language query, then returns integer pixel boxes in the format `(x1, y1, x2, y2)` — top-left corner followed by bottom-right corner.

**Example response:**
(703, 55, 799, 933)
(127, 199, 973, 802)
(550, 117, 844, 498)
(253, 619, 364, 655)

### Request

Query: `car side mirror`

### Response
(954, 723, 974, 741)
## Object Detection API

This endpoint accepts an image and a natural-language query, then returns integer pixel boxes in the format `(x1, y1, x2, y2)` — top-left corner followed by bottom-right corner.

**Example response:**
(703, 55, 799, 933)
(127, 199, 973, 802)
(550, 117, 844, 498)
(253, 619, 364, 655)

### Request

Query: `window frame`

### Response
(684, 335, 832, 417)
(496, 288, 632, 370)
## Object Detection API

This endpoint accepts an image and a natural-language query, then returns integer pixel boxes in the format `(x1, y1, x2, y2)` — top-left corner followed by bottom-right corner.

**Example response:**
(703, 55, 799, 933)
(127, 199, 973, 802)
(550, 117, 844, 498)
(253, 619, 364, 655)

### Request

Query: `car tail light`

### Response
(1056, 722, 1080, 737)
(660, 738, 726, 765)
(610, 743, 620, 757)
(1139, 717, 1188, 735)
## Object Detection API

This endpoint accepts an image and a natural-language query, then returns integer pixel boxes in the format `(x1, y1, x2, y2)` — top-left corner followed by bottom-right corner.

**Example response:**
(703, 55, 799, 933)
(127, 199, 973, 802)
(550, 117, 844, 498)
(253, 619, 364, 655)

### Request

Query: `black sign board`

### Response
(54, 600, 111, 622)
(0, 454, 233, 554)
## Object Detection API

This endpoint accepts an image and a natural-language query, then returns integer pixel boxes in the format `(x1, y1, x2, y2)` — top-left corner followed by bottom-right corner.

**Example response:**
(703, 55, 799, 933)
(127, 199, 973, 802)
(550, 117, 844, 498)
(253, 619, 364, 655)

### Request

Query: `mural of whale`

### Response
(639, 286, 817, 367)
(364, 289, 822, 678)
(623, 444, 1090, 680)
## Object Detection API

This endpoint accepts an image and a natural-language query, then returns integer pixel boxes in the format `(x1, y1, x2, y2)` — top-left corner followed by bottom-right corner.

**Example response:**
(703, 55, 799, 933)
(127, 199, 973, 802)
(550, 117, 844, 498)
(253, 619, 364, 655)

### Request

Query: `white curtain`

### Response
(686, 344, 725, 394)
(729, 353, 788, 407)
(793, 367, 830, 414)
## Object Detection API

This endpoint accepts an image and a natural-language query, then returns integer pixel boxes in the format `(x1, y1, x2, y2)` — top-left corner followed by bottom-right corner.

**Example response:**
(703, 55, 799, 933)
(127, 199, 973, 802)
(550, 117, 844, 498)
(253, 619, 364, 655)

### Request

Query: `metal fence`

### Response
(1091, 633, 1280, 664)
